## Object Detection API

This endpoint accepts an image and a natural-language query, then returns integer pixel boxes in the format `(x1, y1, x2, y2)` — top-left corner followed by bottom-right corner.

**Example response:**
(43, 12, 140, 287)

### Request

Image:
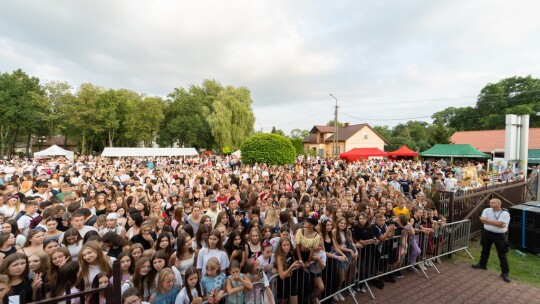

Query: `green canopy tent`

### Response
(419, 144, 491, 158)
(529, 149, 540, 164)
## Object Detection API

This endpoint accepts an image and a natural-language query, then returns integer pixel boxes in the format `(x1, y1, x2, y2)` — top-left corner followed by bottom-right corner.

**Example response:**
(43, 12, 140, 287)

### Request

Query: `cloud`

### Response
(0, 0, 539, 135)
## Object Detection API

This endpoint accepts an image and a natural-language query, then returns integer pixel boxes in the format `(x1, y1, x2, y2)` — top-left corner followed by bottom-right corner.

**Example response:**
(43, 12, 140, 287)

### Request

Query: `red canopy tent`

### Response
(340, 148, 388, 162)
(388, 145, 418, 158)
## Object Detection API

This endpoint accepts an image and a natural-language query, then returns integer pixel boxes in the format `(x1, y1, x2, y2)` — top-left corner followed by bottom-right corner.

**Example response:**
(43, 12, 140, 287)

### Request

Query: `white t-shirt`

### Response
(196, 248, 230, 276)
(17, 213, 37, 236)
(482, 208, 510, 233)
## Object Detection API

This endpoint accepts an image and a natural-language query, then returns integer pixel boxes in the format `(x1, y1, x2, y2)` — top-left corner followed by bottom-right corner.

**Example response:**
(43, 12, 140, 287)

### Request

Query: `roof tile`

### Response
(451, 128, 540, 152)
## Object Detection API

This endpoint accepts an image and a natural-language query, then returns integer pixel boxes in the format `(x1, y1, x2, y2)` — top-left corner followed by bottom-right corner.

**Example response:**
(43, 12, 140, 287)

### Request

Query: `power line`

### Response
(341, 112, 432, 122)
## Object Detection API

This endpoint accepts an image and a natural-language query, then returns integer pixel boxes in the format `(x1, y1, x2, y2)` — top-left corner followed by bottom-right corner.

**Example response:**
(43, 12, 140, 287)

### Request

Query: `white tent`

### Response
(101, 147, 199, 157)
(34, 145, 75, 161)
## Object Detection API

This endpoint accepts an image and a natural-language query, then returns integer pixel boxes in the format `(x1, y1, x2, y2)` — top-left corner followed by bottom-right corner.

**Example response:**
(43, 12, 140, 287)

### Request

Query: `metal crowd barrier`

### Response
(203, 219, 472, 304)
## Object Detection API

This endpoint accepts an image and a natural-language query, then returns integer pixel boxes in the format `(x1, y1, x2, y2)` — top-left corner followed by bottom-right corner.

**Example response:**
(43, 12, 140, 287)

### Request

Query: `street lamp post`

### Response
(330, 94, 338, 159)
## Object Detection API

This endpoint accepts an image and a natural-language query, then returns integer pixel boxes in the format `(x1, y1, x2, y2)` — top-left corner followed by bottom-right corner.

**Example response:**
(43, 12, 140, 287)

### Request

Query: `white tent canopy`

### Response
(34, 145, 75, 161)
(101, 147, 199, 157)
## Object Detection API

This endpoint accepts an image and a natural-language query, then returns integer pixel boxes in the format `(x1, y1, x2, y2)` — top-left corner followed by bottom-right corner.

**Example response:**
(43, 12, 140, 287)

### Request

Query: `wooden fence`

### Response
(437, 179, 529, 238)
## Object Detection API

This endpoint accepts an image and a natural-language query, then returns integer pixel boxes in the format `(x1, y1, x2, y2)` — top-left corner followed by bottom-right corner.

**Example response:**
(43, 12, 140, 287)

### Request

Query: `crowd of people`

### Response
(0, 155, 530, 304)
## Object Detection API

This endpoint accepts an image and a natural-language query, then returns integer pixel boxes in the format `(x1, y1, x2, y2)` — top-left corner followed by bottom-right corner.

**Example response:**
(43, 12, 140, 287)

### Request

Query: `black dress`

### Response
(10, 278, 33, 303)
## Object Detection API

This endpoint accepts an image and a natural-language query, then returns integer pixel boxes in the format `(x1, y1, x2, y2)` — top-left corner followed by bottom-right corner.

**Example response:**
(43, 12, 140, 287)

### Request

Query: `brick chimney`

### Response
(344, 122, 350, 127)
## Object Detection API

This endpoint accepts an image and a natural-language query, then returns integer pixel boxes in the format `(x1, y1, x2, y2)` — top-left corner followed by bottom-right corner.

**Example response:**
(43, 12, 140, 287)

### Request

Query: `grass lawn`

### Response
(446, 238, 540, 287)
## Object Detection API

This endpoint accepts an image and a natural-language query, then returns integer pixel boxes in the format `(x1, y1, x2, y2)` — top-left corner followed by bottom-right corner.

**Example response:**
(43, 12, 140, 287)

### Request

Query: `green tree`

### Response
(271, 126, 285, 136)
(157, 87, 213, 149)
(427, 122, 453, 145)
(241, 133, 296, 165)
(95, 89, 121, 147)
(123, 96, 165, 147)
(63, 83, 104, 154)
(0, 69, 46, 157)
(289, 129, 309, 140)
(207, 86, 255, 150)
(372, 125, 392, 142)
(289, 138, 304, 155)
(43, 81, 74, 147)
(327, 119, 344, 127)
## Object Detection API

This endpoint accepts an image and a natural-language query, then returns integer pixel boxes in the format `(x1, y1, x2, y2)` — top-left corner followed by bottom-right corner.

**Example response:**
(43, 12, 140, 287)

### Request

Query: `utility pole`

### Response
(330, 94, 338, 159)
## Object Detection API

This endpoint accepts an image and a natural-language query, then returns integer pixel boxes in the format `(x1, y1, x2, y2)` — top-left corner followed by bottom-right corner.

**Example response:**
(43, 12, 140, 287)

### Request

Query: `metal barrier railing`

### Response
(202, 219, 473, 304)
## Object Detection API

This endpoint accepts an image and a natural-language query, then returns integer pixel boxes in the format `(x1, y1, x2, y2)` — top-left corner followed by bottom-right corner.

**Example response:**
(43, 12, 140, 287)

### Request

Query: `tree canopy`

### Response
(433, 76, 540, 130)
(240, 133, 296, 165)
(0, 69, 255, 156)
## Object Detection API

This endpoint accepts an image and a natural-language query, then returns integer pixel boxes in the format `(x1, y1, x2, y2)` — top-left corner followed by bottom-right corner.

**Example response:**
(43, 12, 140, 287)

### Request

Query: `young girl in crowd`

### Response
(116, 251, 135, 283)
(256, 240, 276, 277)
(333, 216, 357, 299)
(309, 237, 326, 304)
(175, 266, 204, 304)
(130, 243, 144, 262)
(43, 239, 60, 256)
(61, 227, 83, 261)
(147, 250, 169, 295)
(122, 257, 151, 299)
(245, 257, 274, 304)
(148, 268, 180, 304)
(352, 212, 376, 293)
(225, 260, 253, 304)
(47, 247, 71, 293)
(87, 272, 109, 304)
(275, 237, 303, 304)
(196, 229, 229, 277)
(201, 257, 226, 304)
(28, 251, 49, 299)
(172, 233, 196, 281)
(50, 259, 80, 301)
(245, 227, 262, 260)
(155, 232, 174, 256)
(19, 229, 45, 257)
(78, 241, 114, 290)
(0, 253, 38, 303)
(224, 230, 245, 269)
(0, 233, 17, 261)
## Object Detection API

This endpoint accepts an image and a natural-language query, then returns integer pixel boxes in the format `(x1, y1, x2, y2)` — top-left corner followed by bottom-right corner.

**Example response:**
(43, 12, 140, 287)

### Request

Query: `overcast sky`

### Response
(1, 1, 539, 134)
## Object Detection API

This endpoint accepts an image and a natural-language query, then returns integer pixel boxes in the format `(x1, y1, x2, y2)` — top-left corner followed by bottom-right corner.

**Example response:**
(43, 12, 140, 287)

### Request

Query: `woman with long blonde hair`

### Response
(78, 240, 114, 290)
(264, 207, 279, 228)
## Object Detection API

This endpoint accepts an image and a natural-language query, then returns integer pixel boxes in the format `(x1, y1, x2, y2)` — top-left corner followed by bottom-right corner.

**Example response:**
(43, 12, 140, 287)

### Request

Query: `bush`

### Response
(222, 146, 231, 155)
(240, 133, 296, 165)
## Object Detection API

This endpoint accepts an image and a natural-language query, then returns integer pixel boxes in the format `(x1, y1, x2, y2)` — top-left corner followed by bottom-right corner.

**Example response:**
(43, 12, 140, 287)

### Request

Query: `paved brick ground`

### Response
(337, 260, 540, 304)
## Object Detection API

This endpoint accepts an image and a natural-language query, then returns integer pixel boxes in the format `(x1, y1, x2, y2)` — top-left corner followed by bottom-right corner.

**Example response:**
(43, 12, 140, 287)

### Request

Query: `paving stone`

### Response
(340, 261, 540, 304)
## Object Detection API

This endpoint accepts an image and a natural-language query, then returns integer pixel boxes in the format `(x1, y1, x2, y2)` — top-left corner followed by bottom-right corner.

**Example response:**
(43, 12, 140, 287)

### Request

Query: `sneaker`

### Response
(419, 263, 428, 271)
(333, 295, 340, 302)
(347, 288, 355, 296)
(337, 293, 345, 301)
(408, 266, 418, 273)
(394, 271, 404, 278)
(426, 260, 433, 267)
(360, 286, 366, 293)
